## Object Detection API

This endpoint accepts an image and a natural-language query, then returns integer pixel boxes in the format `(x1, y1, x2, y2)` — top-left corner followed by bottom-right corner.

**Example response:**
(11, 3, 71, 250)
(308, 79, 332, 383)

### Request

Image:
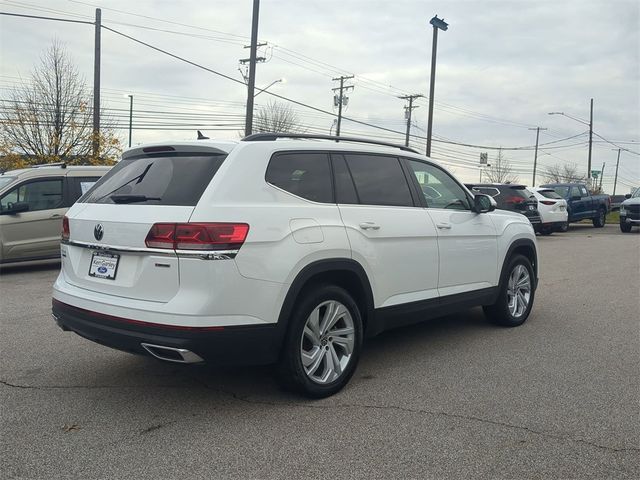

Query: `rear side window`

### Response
(538, 189, 562, 199)
(82, 154, 226, 206)
(344, 154, 413, 207)
(266, 152, 333, 203)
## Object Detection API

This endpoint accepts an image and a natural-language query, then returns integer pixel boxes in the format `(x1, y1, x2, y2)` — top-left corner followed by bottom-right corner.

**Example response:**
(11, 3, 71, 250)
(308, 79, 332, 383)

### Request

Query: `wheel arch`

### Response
(500, 239, 538, 289)
(276, 258, 375, 338)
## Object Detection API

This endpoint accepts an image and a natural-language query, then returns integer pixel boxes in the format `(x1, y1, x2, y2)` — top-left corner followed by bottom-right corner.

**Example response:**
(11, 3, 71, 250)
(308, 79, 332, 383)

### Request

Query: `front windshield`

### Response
(0, 176, 16, 191)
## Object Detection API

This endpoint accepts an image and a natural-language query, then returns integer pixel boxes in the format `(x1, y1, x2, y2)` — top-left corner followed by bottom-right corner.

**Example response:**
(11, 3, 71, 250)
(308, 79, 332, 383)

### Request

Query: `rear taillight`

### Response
(540, 200, 556, 206)
(145, 223, 176, 249)
(145, 223, 249, 251)
(505, 196, 525, 204)
(62, 216, 70, 241)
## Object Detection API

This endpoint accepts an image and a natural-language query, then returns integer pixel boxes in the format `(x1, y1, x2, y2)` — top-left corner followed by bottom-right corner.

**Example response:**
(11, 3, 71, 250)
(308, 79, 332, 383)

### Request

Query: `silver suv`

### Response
(0, 164, 110, 264)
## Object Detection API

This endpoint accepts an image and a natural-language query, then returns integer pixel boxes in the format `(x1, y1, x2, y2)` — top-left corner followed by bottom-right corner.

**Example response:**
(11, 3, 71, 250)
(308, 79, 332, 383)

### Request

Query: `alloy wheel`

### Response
(300, 300, 355, 384)
(506, 264, 531, 318)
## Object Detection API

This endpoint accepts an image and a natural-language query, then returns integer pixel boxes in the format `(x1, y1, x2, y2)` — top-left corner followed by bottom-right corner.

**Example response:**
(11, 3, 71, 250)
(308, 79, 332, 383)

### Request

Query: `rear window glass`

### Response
(265, 152, 333, 203)
(82, 153, 226, 206)
(538, 189, 562, 199)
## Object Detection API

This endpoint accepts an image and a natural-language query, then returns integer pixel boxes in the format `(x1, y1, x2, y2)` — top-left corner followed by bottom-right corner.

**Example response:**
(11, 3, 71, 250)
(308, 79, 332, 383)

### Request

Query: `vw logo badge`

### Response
(94, 224, 104, 241)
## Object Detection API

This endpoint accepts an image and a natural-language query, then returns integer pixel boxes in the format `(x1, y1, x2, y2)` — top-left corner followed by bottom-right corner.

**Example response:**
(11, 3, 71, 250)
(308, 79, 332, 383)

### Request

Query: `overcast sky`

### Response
(1, 0, 638, 190)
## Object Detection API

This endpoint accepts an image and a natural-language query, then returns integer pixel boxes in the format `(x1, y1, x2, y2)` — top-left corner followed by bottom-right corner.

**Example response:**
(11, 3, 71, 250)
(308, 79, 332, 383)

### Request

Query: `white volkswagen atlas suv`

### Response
(52, 133, 539, 397)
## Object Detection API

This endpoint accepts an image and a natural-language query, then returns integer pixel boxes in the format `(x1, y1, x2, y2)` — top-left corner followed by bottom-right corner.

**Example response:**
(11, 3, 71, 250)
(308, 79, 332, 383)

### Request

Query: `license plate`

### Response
(89, 251, 120, 280)
(528, 205, 535, 210)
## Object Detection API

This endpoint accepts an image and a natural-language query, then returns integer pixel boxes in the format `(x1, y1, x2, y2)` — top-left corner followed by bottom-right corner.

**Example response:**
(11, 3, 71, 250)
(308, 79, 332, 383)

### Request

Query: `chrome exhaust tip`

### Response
(141, 343, 204, 364)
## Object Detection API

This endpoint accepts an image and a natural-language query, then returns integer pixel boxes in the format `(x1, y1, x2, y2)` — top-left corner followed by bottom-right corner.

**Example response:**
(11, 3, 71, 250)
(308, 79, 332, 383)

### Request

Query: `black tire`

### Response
(592, 208, 606, 228)
(558, 222, 569, 232)
(620, 221, 632, 233)
(539, 228, 552, 236)
(277, 284, 363, 398)
(483, 254, 535, 327)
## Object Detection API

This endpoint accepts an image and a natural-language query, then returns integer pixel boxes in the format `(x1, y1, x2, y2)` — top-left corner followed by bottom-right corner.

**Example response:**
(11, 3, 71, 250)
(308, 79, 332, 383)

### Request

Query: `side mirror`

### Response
(0, 201, 29, 215)
(625, 194, 631, 199)
(474, 194, 496, 213)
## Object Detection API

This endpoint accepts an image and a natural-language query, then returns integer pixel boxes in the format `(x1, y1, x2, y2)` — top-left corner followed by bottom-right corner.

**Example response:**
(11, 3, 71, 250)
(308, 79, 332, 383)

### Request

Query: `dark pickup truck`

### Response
(540, 183, 610, 228)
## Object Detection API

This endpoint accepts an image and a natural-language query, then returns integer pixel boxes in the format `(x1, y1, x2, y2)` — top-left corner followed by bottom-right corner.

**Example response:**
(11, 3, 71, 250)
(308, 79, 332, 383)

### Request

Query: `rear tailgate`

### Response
(61, 144, 229, 303)
(63, 204, 192, 302)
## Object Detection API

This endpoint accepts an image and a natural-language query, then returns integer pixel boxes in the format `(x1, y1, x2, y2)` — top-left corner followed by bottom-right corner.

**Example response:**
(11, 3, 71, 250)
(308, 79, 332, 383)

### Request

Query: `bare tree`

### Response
(253, 101, 305, 134)
(483, 148, 519, 184)
(0, 40, 121, 166)
(543, 163, 588, 184)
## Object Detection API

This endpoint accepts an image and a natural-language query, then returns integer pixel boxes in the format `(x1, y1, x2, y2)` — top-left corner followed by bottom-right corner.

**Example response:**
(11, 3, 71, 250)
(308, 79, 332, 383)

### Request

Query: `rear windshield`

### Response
(538, 189, 563, 199)
(81, 153, 226, 206)
(493, 186, 534, 207)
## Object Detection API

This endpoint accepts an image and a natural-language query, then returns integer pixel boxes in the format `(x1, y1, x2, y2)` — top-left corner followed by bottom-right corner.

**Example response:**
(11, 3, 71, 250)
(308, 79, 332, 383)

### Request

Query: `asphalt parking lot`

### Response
(1, 224, 639, 479)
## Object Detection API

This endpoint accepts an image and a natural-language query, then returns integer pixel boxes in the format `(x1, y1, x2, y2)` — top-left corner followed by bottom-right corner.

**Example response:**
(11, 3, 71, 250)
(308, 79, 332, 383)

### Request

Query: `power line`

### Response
(0, 10, 93, 24)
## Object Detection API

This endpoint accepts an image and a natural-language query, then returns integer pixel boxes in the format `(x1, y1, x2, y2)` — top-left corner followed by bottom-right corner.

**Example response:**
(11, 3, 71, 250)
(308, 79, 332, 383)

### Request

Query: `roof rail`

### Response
(241, 133, 420, 154)
(32, 162, 67, 169)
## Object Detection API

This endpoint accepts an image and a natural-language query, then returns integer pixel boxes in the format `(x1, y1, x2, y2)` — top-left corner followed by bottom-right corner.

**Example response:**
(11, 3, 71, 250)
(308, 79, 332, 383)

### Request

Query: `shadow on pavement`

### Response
(0, 261, 60, 275)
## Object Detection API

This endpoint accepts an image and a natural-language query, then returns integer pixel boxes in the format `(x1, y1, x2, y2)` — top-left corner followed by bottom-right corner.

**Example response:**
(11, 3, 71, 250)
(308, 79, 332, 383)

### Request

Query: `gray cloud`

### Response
(0, 0, 637, 189)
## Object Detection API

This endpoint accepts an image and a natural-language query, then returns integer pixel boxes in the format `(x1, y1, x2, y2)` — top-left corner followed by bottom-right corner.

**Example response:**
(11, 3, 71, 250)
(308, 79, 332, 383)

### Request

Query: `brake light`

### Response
(540, 200, 556, 205)
(62, 216, 70, 241)
(505, 196, 525, 204)
(145, 223, 176, 249)
(145, 223, 249, 250)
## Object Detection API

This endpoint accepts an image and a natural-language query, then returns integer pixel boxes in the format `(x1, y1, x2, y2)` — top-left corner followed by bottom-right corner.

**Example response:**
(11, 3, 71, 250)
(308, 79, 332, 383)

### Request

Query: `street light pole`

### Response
(254, 78, 283, 97)
(127, 94, 133, 148)
(425, 15, 448, 157)
(548, 99, 594, 185)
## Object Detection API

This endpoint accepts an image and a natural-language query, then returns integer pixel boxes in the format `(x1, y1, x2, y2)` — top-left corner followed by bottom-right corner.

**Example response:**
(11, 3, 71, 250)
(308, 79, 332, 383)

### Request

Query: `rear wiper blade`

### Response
(110, 194, 161, 204)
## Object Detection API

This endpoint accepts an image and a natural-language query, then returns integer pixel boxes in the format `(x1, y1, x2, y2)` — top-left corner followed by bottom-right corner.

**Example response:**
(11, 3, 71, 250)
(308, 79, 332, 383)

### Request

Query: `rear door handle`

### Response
(359, 222, 380, 230)
(50, 214, 62, 219)
(436, 223, 452, 230)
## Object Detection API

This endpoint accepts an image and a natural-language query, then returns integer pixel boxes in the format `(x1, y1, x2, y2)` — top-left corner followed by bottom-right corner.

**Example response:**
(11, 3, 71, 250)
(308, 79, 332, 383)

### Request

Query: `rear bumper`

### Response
(52, 299, 283, 365)
(540, 221, 567, 231)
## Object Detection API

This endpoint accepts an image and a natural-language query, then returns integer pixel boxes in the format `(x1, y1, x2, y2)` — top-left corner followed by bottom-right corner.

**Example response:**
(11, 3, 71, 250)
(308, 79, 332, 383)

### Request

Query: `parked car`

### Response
(52, 134, 538, 398)
(0, 164, 111, 265)
(619, 187, 640, 233)
(531, 188, 569, 234)
(539, 183, 610, 228)
(465, 183, 542, 232)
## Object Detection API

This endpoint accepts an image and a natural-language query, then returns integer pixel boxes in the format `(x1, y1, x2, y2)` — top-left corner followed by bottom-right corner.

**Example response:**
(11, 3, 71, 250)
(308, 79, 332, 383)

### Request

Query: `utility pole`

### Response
(243, 0, 260, 137)
(399, 94, 423, 147)
(426, 15, 448, 157)
(613, 148, 621, 195)
(127, 95, 133, 148)
(239, 42, 267, 82)
(599, 162, 605, 191)
(528, 126, 547, 187)
(332, 75, 354, 137)
(92, 8, 101, 158)
(588, 98, 593, 186)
